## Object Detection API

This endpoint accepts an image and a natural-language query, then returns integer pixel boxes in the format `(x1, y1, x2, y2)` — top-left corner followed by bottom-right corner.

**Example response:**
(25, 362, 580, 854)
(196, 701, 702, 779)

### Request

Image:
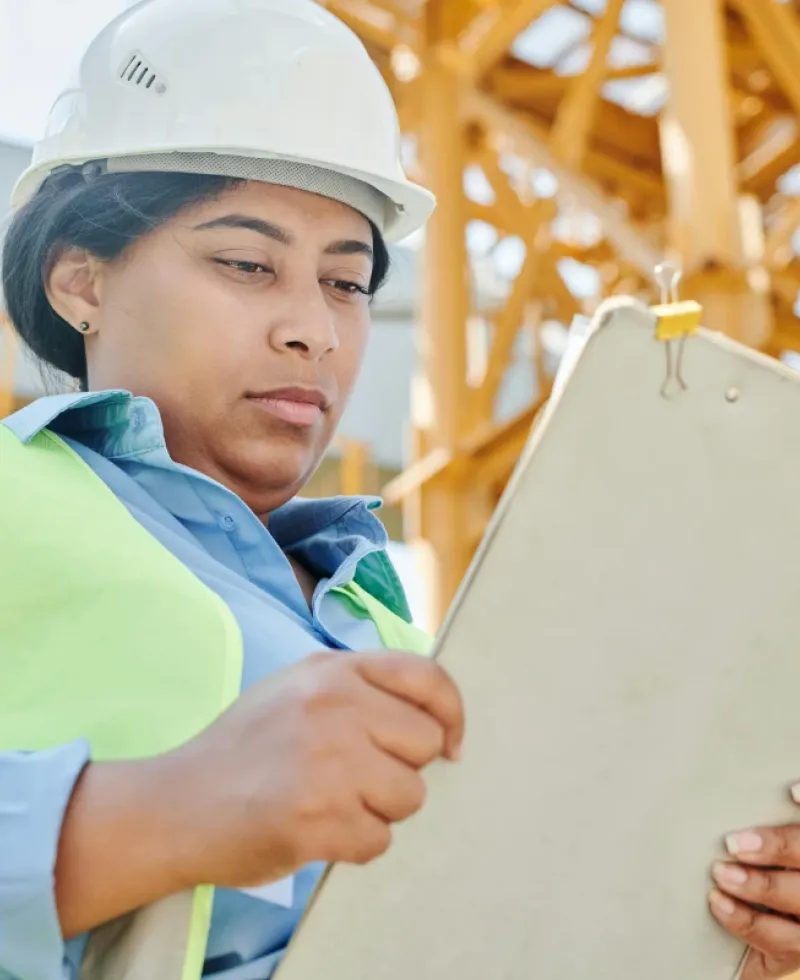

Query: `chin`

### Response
(234, 442, 322, 502)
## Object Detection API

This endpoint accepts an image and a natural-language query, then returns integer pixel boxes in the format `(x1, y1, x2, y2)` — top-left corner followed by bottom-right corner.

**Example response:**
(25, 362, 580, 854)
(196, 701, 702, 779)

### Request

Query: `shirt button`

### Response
(219, 515, 237, 532)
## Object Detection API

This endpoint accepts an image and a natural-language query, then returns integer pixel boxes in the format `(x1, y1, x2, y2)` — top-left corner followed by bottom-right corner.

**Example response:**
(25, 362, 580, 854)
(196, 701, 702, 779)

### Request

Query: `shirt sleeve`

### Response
(0, 741, 90, 980)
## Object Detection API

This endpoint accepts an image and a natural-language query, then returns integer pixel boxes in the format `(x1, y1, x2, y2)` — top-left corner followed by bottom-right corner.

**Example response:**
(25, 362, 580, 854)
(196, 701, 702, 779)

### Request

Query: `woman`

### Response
(0, 2, 461, 979)
(0, 2, 796, 980)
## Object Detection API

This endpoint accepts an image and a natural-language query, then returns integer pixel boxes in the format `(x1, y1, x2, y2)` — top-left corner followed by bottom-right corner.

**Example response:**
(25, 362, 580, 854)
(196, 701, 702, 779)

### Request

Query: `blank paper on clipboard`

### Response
(275, 298, 800, 980)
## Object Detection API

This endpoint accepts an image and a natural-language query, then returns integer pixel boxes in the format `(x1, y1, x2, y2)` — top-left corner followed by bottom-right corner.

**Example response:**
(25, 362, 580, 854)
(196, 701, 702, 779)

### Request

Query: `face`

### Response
(47, 182, 375, 514)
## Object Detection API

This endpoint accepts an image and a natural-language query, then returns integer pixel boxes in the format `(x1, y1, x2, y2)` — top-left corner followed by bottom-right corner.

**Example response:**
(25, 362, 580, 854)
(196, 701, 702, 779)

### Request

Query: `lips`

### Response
(245, 387, 330, 428)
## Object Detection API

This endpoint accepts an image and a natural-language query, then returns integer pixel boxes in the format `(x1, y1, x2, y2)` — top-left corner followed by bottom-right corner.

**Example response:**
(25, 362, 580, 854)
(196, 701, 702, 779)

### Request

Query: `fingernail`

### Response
(709, 889, 736, 917)
(791, 783, 800, 804)
(712, 861, 748, 887)
(726, 831, 762, 855)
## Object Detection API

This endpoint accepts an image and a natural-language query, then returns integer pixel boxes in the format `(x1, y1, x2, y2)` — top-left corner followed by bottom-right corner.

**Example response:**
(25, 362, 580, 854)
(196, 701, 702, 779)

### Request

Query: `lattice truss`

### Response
(316, 0, 800, 618)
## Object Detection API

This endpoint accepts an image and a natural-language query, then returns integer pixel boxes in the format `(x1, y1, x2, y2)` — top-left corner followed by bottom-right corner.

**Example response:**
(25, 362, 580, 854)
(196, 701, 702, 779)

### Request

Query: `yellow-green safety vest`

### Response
(0, 423, 433, 980)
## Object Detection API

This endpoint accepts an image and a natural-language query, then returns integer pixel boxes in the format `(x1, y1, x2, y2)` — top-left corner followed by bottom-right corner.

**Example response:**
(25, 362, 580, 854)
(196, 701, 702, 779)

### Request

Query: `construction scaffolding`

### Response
(317, 0, 800, 624)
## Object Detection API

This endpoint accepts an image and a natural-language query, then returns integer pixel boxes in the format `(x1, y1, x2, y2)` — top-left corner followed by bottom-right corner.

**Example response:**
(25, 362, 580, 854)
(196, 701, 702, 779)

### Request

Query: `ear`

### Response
(45, 248, 105, 334)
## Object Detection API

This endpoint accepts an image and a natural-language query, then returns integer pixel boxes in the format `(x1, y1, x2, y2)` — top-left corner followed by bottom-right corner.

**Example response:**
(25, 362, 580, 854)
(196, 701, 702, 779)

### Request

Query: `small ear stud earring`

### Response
(77, 321, 90, 333)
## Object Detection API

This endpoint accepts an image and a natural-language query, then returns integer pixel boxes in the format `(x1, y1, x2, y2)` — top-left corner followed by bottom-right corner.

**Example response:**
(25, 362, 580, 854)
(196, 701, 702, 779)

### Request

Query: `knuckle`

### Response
(738, 910, 761, 942)
(404, 654, 439, 684)
(403, 713, 443, 761)
(292, 765, 354, 824)
(353, 823, 392, 864)
(304, 651, 335, 668)
(394, 773, 427, 819)
(432, 667, 462, 716)
(291, 784, 335, 826)
(302, 671, 357, 715)
(752, 870, 777, 902)
(769, 829, 793, 864)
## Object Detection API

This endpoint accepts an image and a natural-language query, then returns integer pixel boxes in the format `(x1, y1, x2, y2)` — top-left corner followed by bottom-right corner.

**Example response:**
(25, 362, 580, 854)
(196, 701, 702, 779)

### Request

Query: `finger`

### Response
(365, 687, 445, 768)
(709, 888, 800, 959)
(335, 811, 393, 866)
(726, 827, 800, 869)
(713, 861, 800, 919)
(355, 653, 465, 761)
(359, 750, 427, 823)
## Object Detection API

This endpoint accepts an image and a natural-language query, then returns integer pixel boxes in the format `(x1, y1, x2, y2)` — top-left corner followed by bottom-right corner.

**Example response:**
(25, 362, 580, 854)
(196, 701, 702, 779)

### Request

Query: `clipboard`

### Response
(274, 297, 800, 980)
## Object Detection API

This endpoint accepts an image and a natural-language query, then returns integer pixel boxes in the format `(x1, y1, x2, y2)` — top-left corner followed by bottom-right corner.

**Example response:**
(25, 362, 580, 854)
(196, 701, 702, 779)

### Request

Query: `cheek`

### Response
(333, 311, 371, 393)
(106, 258, 257, 389)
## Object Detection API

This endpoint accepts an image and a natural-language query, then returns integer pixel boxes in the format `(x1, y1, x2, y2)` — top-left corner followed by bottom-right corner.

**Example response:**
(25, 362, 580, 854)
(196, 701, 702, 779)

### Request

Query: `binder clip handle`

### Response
(650, 261, 702, 399)
(655, 262, 682, 305)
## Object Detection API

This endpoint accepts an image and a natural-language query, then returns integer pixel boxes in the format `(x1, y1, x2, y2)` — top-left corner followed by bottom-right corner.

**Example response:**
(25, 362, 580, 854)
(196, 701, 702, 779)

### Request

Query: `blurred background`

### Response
(1, 0, 799, 628)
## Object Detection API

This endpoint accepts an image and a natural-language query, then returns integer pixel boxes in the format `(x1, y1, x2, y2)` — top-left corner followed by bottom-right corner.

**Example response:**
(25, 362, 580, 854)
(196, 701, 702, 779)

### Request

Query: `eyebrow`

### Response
(193, 214, 373, 259)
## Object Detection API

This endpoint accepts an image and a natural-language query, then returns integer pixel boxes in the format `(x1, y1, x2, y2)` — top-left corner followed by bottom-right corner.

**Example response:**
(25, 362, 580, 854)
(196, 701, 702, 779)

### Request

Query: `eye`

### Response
(322, 278, 370, 298)
(214, 259, 271, 276)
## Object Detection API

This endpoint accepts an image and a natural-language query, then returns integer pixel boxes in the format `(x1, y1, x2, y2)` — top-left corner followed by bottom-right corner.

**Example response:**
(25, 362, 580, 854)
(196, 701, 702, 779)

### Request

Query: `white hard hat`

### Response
(11, 0, 435, 242)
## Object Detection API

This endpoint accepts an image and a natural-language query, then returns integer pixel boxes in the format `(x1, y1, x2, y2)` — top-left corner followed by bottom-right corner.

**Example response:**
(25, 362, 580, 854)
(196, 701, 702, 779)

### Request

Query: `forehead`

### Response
(175, 180, 373, 240)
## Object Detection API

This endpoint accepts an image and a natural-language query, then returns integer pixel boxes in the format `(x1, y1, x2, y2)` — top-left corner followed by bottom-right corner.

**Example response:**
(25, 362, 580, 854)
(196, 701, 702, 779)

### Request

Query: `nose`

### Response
(267, 280, 339, 360)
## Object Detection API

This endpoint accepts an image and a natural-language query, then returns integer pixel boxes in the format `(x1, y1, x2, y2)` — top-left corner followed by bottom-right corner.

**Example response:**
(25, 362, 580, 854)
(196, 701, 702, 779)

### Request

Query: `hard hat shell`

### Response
(12, 0, 435, 241)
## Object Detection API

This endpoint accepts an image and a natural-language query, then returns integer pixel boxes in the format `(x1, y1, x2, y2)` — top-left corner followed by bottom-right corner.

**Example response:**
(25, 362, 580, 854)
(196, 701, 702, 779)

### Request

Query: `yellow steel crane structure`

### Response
(316, 0, 800, 625)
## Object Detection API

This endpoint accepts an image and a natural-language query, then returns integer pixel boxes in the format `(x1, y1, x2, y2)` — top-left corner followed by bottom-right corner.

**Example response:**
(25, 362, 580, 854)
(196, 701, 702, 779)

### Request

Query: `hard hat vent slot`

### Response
(118, 52, 166, 95)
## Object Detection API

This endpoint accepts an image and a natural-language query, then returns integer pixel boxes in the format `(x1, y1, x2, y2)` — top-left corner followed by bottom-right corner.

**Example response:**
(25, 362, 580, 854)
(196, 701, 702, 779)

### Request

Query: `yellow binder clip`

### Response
(651, 262, 702, 398)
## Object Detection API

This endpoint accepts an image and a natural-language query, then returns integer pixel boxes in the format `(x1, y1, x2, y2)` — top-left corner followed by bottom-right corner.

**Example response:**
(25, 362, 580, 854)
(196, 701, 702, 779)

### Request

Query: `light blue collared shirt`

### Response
(0, 390, 412, 980)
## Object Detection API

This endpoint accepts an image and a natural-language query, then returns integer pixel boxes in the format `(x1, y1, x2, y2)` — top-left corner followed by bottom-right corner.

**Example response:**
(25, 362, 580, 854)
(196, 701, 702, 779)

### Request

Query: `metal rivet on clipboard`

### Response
(651, 263, 703, 399)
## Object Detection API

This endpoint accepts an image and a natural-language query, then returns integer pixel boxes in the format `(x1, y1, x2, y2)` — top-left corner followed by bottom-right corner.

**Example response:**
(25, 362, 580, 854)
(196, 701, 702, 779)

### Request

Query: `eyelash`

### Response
(215, 259, 370, 297)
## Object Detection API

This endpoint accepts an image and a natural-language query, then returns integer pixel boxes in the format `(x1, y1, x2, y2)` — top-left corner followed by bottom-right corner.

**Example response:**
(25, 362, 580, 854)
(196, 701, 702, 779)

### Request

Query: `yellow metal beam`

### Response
(537, 258, 582, 322)
(731, 0, 800, 120)
(320, 0, 417, 51)
(550, 0, 625, 168)
(739, 120, 800, 197)
(464, 393, 549, 494)
(765, 197, 800, 269)
(382, 447, 453, 507)
(481, 82, 665, 204)
(488, 62, 659, 103)
(454, 0, 559, 80)
(772, 270, 800, 310)
(473, 199, 552, 419)
(463, 88, 662, 281)
(338, 439, 371, 497)
(410, 46, 474, 623)
(583, 148, 664, 205)
(465, 200, 519, 237)
(472, 144, 540, 231)
(383, 396, 549, 510)
(363, 0, 418, 33)
(333, 0, 800, 615)
(660, 0, 771, 348)
(418, 66, 469, 446)
(660, 0, 742, 270)
(471, 1, 621, 421)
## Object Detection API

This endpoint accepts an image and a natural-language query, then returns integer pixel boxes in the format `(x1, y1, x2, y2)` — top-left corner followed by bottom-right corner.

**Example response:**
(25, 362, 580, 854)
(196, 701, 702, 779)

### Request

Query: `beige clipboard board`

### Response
(274, 297, 800, 980)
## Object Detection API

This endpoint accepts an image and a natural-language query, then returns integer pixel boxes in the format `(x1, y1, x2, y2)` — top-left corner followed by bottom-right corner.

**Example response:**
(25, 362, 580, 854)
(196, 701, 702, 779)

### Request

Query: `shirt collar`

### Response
(3, 390, 135, 445)
(3, 388, 388, 553)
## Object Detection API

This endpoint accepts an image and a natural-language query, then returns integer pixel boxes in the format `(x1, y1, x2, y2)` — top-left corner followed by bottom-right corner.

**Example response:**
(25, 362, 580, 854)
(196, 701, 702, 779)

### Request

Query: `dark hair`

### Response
(2, 170, 391, 391)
